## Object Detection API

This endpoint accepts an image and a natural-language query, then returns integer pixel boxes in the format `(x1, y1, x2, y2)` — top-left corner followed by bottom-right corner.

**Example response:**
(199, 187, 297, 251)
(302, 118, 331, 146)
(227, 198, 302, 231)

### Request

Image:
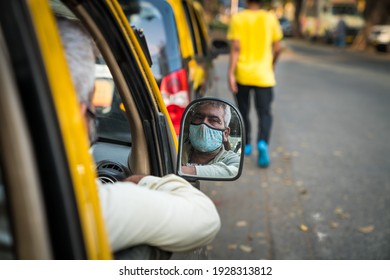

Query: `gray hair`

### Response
(223, 103, 231, 127)
(195, 101, 231, 127)
(57, 18, 95, 104)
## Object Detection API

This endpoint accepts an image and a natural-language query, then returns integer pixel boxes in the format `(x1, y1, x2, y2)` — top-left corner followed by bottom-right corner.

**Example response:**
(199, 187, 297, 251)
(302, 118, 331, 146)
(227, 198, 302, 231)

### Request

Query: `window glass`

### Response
(128, 0, 182, 80)
(0, 167, 14, 259)
(93, 57, 131, 144)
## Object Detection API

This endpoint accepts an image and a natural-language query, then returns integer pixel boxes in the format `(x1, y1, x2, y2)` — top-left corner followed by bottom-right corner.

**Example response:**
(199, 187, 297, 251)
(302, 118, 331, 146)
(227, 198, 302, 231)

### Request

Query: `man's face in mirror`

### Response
(191, 102, 230, 142)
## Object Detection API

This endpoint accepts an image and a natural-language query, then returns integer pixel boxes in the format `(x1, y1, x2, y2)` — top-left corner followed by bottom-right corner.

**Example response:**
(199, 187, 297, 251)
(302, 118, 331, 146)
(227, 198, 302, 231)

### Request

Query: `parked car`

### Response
(0, 0, 242, 260)
(367, 25, 390, 52)
(167, 0, 229, 117)
(120, 0, 229, 135)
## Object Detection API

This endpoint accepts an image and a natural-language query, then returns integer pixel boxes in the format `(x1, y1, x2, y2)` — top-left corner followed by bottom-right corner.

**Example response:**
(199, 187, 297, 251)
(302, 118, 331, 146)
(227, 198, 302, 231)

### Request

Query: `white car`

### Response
(368, 25, 390, 52)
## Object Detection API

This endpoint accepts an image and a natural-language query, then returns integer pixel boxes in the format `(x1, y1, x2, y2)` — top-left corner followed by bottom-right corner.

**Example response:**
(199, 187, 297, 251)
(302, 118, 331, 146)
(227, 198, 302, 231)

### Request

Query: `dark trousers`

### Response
(235, 84, 274, 145)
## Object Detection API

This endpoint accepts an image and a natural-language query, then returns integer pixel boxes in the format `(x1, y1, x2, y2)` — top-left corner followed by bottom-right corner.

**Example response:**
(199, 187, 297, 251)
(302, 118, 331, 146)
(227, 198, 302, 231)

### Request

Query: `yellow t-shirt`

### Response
(227, 10, 283, 87)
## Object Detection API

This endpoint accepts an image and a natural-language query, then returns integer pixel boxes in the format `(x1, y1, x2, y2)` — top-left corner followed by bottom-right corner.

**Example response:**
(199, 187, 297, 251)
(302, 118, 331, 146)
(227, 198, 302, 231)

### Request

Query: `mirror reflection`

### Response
(179, 100, 243, 179)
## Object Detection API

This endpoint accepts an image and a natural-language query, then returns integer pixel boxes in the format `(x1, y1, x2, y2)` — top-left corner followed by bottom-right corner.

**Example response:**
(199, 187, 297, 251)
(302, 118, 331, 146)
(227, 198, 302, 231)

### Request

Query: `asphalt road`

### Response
(202, 39, 390, 260)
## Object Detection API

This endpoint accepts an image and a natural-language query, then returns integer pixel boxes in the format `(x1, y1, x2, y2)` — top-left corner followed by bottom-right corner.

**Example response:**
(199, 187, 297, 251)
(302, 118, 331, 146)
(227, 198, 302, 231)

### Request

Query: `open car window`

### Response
(127, 0, 182, 81)
(93, 58, 131, 144)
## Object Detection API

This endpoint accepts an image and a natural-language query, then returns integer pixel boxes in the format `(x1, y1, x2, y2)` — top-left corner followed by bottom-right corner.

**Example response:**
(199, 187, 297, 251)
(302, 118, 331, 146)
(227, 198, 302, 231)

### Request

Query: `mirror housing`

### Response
(176, 97, 245, 181)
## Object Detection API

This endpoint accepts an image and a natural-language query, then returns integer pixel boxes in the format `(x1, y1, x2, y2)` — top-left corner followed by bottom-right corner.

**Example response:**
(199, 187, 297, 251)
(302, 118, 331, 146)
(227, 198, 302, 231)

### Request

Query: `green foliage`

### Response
(209, 19, 229, 31)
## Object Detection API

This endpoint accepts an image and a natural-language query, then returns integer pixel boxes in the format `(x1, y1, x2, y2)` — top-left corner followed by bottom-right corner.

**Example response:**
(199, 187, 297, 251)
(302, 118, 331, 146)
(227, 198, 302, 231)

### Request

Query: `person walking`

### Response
(334, 15, 347, 48)
(227, 0, 283, 168)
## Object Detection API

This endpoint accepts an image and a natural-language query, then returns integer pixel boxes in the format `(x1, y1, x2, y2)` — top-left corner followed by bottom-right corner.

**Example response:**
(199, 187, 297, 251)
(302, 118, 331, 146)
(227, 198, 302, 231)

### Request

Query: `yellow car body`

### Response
(167, 0, 208, 98)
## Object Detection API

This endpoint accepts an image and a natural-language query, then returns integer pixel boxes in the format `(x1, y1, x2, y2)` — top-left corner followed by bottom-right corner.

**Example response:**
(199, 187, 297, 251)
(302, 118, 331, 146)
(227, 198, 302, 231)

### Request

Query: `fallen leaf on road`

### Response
(255, 232, 265, 238)
(239, 245, 253, 253)
(329, 221, 339, 229)
(236, 220, 248, 227)
(206, 245, 213, 251)
(284, 152, 292, 160)
(275, 168, 284, 174)
(247, 234, 254, 241)
(295, 180, 304, 187)
(284, 179, 293, 186)
(299, 224, 309, 232)
(227, 244, 237, 250)
(358, 225, 375, 234)
(299, 188, 308, 195)
(292, 151, 300, 157)
(334, 207, 350, 219)
(316, 231, 327, 242)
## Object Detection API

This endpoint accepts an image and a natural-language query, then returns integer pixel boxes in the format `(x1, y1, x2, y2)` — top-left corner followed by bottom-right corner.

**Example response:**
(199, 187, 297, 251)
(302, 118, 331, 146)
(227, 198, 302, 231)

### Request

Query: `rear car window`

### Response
(128, 0, 182, 81)
(94, 59, 131, 144)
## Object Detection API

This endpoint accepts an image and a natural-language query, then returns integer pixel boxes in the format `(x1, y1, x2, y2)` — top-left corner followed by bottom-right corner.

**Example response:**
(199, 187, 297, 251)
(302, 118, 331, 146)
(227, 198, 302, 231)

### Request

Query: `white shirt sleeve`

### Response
(98, 174, 221, 252)
(195, 149, 240, 177)
(195, 162, 238, 177)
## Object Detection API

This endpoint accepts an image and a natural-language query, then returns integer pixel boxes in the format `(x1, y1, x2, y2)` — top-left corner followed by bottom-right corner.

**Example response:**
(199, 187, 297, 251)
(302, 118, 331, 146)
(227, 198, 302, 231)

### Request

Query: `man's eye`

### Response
(192, 115, 203, 123)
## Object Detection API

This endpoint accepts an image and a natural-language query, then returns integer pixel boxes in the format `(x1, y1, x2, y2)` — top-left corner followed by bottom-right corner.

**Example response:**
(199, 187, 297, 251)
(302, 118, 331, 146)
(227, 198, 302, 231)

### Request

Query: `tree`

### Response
(352, 0, 390, 49)
(290, 0, 390, 47)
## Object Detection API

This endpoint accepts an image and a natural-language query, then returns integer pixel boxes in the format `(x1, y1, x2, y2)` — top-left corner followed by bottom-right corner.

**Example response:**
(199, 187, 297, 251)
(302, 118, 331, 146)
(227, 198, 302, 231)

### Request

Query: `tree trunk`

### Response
(352, 0, 390, 50)
(293, 0, 303, 37)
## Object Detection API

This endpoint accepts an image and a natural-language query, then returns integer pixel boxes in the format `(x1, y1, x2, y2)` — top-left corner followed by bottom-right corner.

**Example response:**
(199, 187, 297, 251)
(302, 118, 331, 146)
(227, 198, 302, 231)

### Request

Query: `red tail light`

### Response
(160, 69, 190, 135)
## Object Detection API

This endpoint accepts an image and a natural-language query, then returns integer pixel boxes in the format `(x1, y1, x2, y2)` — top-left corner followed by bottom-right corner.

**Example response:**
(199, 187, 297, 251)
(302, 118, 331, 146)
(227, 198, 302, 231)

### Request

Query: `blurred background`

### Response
(204, 0, 390, 53)
(196, 0, 390, 260)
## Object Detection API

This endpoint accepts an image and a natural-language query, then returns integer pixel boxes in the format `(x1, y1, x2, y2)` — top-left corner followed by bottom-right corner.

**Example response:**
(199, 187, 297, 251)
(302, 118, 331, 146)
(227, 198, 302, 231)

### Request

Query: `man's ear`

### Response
(223, 127, 230, 142)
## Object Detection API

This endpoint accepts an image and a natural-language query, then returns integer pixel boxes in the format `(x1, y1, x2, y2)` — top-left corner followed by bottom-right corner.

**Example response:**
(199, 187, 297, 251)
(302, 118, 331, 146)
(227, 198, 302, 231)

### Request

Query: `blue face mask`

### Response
(189, 123, 224, 153)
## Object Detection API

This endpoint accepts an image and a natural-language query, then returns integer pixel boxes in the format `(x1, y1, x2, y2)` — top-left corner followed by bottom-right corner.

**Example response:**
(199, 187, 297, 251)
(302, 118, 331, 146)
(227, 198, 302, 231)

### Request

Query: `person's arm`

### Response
(98, 174, 220, 252)
(181, 165, 196, 175)
(228, 39, 240, 94)
(195, 162, 238, 177)
(272, 40, 282, 68)
(195, 151, 240, 177)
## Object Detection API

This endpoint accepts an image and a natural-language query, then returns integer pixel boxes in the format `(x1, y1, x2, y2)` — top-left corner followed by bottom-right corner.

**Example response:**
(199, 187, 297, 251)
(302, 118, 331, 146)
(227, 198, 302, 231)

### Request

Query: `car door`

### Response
(0, 0, 178, 260)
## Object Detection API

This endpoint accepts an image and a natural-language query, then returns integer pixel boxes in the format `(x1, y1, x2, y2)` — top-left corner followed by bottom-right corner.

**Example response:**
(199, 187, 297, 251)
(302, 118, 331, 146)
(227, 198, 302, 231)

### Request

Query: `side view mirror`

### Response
(211, 39, 230, 59)
(176, 97, 245, 181)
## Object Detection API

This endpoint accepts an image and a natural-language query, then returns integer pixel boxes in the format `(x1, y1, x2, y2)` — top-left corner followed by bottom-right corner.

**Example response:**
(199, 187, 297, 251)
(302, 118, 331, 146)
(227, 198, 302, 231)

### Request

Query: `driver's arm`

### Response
(98, 174, 220, 252)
